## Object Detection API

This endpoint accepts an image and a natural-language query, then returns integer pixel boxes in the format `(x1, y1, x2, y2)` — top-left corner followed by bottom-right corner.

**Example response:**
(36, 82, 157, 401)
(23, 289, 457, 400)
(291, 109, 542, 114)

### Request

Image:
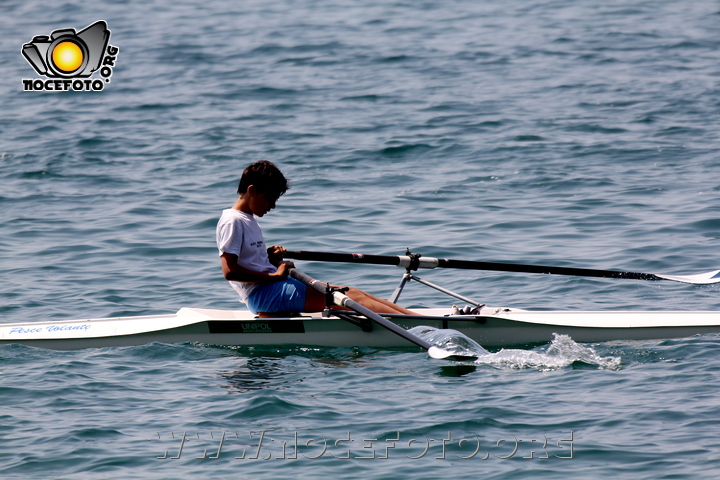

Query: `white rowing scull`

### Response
(3, 250, 720, 352)
(2, 306, 720, 351)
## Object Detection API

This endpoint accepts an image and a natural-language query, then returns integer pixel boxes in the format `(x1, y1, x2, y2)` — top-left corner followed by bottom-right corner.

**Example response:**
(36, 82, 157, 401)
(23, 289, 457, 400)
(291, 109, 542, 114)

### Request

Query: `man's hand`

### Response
(267, 245, 287, 267)
(271, 260, 295, 279)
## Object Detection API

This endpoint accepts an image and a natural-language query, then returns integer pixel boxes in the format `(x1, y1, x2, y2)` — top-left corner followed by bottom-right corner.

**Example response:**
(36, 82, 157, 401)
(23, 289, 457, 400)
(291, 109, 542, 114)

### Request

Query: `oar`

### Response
(288, 268, 459, 360)
(285, 250, 720, 285)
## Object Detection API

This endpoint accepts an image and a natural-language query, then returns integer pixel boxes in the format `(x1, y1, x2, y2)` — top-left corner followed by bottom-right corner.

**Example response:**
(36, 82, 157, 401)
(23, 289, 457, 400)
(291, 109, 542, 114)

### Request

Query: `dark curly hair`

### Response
(237, 160, 290, 197)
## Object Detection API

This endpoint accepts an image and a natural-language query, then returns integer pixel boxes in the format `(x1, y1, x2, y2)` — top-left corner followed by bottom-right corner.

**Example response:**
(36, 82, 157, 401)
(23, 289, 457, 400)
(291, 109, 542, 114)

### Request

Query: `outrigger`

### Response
(2, 250, 720, 355)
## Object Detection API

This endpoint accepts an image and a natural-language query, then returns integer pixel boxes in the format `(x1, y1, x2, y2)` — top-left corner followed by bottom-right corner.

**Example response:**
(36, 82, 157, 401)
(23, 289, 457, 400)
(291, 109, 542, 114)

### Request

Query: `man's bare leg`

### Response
(304, 284, 416, 315)
(344, 287, 416, 315)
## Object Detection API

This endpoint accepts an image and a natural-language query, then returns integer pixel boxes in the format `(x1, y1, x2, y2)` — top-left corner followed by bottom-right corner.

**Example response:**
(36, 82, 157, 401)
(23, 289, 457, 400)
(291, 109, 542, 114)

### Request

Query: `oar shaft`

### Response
(285, 251, 439, 269)
(285, 250, 660, 281)
(288, 268, 434, 351)
(433, 258, 661, 281)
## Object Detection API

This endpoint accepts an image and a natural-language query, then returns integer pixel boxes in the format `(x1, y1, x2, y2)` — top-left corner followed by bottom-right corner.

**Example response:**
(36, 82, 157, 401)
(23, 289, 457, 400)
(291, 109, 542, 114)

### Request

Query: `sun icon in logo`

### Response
(51, 41, 85, 73)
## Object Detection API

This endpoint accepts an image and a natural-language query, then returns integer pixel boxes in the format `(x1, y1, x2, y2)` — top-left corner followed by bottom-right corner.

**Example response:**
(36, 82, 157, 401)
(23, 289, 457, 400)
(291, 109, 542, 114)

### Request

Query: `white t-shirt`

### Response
(216, 209, 276, 303)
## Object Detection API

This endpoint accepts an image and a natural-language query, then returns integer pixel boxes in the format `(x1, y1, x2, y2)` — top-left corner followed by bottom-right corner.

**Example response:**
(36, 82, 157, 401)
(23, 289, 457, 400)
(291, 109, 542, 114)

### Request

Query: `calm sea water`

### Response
(2, 0, 720, 478)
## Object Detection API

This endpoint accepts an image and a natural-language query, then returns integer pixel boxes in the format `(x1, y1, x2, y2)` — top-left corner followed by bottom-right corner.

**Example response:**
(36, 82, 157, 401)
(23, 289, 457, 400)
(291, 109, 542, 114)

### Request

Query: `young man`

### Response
(216, 160, 416, 316)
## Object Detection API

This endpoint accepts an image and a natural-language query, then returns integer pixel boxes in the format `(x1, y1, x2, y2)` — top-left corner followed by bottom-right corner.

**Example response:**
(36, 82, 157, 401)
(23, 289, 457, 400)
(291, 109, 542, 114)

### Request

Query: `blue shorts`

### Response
(246, 277, 307, 314)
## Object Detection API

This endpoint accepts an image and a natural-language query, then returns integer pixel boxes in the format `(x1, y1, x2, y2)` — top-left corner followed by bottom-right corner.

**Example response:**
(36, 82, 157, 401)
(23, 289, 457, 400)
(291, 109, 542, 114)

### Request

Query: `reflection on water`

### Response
(214, 348, 375, 393)
(217, 357, 303, 394)
(436, 365, 478, 377)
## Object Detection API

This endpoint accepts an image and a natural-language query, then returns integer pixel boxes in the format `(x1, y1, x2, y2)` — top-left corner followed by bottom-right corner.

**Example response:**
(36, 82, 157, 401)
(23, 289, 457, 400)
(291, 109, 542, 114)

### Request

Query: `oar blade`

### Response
(428, 346, 454, 359)
(427, 346, 477, 361)
(656, 270, 720, 285)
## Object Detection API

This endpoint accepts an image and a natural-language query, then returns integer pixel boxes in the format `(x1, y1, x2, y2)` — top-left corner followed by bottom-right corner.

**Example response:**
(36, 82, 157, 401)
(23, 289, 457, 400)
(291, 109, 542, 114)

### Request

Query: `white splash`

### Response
(408, 326, 621, 370)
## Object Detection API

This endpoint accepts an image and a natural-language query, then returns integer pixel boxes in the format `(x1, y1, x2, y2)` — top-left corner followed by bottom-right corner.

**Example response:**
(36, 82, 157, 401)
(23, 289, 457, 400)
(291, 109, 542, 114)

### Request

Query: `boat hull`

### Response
(2, 307, 720, 350)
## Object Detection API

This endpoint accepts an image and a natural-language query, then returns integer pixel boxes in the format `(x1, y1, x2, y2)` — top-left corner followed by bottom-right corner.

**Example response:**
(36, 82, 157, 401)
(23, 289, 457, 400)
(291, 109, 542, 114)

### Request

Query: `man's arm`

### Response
(220, 252, 294, 283)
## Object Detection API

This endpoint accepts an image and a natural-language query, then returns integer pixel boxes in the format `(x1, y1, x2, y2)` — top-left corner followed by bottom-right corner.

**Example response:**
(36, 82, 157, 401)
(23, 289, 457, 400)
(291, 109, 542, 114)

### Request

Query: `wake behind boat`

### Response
(3, 249, 720, 352)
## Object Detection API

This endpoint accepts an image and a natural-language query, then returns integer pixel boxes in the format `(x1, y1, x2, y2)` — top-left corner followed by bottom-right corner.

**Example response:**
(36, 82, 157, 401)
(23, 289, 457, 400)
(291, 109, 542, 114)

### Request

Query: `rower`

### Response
(216, 161, 417, 317)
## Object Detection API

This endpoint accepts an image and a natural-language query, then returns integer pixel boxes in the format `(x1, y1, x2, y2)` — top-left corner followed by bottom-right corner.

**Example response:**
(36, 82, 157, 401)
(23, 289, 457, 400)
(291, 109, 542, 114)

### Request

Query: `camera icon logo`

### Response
(22, 20, 110, 78)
